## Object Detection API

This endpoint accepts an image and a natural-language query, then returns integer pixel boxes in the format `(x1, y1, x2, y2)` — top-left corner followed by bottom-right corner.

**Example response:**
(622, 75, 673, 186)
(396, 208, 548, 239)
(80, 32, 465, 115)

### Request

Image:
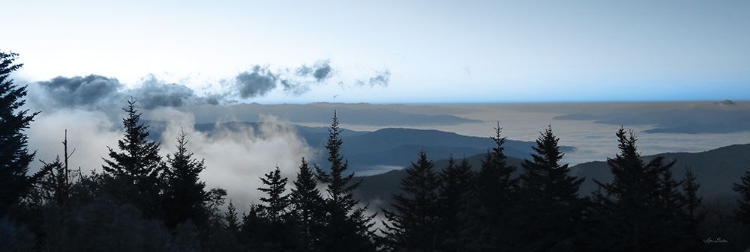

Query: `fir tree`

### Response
(436, 156, 474, 251)
(655, 162, 687, 248)
(225, 200, 240, 233)
(314, 111, 376, 252)
(291, 157, 324, 250)
(464, 122, 518, 251)
(0, 51, 45, 216)
(590, 127, 680, 251)
(733, 169, 750, 230)
(518, 125, 585, 251)
(682, 167, 705, 250)
(101, 99, 164, 219)
(163, 130, 211, 228)
(257, 166, 290, 222)
(244, 166, 298, 251)
(381, 151, 441, 252)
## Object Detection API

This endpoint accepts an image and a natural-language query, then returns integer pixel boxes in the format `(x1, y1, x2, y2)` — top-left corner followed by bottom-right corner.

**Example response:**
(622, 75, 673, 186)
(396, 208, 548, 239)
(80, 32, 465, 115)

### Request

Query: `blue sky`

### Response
(5, 0, 750, 103)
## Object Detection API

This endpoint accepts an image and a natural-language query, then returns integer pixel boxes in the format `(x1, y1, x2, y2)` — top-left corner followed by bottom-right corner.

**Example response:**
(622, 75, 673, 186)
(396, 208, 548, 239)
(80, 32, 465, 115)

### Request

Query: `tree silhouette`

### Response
(257, 166, 290, 222)
(291, 157, 324, 251)
(464, 122, 519, 250)
(381, 151, 441, 252)
(101, 99, 165, 219)
(314, 111, 376, 252)
(0, 51, 45, 216)
(733, 169, 750, 231)
(225, 200, 240, 233)
(247, 166, 297, 251)
(682, 167, 705, 250)
(436, 156, 473, 251)
(590, 127, 682, 251)
(518, 125, 585, 251)
(163, 130, 212, 228)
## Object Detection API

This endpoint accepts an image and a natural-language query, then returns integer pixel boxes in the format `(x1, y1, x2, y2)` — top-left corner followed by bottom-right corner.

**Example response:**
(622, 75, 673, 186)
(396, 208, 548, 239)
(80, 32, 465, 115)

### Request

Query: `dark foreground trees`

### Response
(381, 151, 441, 252)
(0, 51, 45, 216)
(517, 125, 586, 251)
(588, 128, 703, 251)
(314, 111, 377, 252)
(101, 99, 165, 219)
(463, 123, 519, 251)
(734, 169, 750, 230)
(163, 130, 218, 229)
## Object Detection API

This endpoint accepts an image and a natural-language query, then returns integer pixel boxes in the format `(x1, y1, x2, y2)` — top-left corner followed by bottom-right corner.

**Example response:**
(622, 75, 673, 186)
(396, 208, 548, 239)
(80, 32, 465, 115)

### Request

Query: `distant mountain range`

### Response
(574, 143, 750, 198)
(553, 102, 750, 134)
(144, 120, 750, 207)
(355, 143, 750, 208)
(147, 121, 574, 174)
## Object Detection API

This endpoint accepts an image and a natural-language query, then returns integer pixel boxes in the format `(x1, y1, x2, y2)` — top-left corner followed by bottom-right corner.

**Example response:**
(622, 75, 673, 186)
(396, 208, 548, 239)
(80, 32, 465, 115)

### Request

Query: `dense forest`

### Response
(2, 51, 750, 251)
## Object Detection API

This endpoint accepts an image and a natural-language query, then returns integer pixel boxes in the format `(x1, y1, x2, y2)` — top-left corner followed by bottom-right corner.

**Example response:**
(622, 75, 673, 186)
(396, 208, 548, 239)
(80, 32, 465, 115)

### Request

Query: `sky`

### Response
(4, 0, 750, 103)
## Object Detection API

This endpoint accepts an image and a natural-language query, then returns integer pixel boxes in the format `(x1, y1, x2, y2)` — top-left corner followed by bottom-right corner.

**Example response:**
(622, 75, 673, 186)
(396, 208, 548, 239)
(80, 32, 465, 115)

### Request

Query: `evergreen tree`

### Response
(314, 111, 376, 252)
(291, 157, 324, 251)
(590, 127, 680, 251)
(381, 151, 441, 252)
(225, 200, 240, 233)
(733, 169, 750, 230)
(241, 166, 299, 251)
(102, 99, 164, 219)
(163, 130, 211, 228)
(0, 51, 45, 216)
(518, 125, 585, 251)
(257, 166, 290, 222)
(464, 122, 518, 251)
(682, 167, 705, 250)
(655, 162, 687, 248)
(436, 156, 473, 251)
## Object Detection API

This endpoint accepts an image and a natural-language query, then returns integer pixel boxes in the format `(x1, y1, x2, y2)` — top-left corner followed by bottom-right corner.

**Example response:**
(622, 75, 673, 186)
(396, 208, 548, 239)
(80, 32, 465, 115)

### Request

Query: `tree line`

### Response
(2, 51, 750, 251)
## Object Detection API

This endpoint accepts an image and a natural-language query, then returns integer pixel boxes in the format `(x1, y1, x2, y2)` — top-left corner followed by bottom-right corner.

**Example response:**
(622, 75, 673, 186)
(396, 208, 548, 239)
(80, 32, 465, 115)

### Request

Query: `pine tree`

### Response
(436, 156, 474, 251)
(225, 200, 240, 232)
(733, 169, 750, 230)
(257, 166, 290, 222)
(590, 127, 679, 251)
(464, 122, 518, 251)
(102, 99, 164, 219)
(518, 125, 584, 251)
(314, 111, 376, 252)
(655, 162, 687, 248)
(291, 157, 324, 250)
(0, 51, 45, 216)
(245, 168, 297, 252)
(163, 130, 211, 228)
(682, 167, 705, 250)
(381, 151, 441, 252)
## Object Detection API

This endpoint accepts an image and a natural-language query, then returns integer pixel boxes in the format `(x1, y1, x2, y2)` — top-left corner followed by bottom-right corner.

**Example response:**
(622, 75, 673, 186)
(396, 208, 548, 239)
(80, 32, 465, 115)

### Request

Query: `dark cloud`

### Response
(131, 75, 199, 109)
(37, 75, 123, 107)
(280, 80, 310, 96)
(235, 66, 278, 98)
(295, 60, 332, 82)
(33, 60, 389, 108)
(369, 70, 390, 86)
(34, 74, 224, 110)
(312, 61, 332, 82)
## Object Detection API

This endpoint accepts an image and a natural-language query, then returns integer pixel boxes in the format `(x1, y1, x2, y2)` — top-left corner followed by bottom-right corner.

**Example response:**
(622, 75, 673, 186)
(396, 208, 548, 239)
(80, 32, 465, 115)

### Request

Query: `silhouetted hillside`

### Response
(355, 143, 750, 208)
(354, 153, 525, 209)
(575, 143, 750, 198)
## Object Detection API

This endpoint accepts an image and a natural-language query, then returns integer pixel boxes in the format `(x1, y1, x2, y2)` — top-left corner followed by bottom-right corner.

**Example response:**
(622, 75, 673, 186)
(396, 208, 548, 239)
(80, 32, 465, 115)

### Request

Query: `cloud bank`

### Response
(28, 105, 316, 213)
(27, 59, 390, 111)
